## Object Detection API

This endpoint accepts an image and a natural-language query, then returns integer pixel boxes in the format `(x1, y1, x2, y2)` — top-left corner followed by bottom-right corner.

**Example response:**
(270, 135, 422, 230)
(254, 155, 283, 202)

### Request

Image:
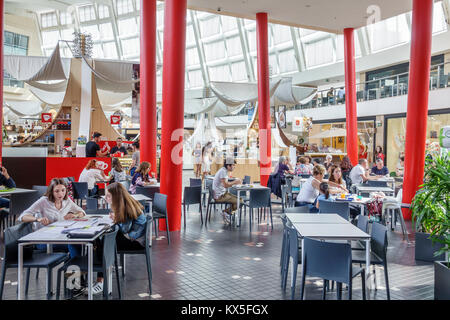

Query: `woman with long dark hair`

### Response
(129, 161, 156, 194)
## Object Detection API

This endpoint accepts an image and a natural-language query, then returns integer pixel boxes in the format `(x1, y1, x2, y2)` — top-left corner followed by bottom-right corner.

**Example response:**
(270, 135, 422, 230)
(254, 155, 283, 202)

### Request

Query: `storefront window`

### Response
(386, 113, 450, 173)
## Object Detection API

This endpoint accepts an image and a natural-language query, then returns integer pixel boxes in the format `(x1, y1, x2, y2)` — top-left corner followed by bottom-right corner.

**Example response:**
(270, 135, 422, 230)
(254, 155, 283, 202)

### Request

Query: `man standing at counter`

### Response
(86, 132, 110, 157)
(110, 137, 128, 155)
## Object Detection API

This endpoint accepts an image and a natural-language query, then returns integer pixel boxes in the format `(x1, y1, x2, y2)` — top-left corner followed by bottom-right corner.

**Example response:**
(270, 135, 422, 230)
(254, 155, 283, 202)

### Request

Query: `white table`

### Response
(286, 213, 348, 224)
(231, 184, 270, 227)
(0, 188, 37, 196)
(287, 214, 371, 300)
(335, 196, 372, 216)
(18, 216, 113, 300)
(355, 185, 395, 196)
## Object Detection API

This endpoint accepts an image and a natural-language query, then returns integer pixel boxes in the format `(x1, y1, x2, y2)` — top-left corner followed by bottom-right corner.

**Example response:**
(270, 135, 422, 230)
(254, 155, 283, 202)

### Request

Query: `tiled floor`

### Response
(0, 170, 435, 300)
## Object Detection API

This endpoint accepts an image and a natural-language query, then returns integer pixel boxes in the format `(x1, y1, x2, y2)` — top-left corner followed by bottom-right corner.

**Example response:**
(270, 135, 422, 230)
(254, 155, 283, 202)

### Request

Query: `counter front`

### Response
(210, 158, 262, 183)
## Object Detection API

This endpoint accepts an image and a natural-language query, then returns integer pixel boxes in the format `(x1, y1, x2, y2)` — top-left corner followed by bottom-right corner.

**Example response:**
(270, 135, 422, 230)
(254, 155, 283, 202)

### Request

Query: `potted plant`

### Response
(411, 151, 449, 299)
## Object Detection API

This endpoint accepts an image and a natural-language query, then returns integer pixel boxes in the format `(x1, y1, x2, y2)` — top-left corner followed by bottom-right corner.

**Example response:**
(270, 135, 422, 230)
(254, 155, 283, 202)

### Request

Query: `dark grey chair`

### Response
(351, 222, 390, 300)
(86, 197, 98, 210)
(300, 237, 366, 300)
(284, 206, 310, 214)
(281, 222, 302, 299)
(32, 185, 47, 198)
(0, 223, 69, 300)
(366, 180, 388, 187)
(243, 188, 273, 231)
(182, 186, 203, 227)
(205, 183, 233, 226)
(152, 193, 170, 244)
(71, 182, 89, 207)
(6, 190, 40, 228)
(85, 208, 111, 215)
(318, 200, 350, 221)
(189, 178, 202, 187)
(56, 226, 121, 300)
(136, 185, 160, 200)
(118, 216, 153, 294)
(243, 176, 251, 184)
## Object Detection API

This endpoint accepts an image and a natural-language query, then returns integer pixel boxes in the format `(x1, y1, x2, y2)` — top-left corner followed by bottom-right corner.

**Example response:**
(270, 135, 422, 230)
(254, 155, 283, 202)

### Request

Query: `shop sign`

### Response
(110, 115, 121, 125)
(41, 113, 53, 123)
(292, 117, 303, 132)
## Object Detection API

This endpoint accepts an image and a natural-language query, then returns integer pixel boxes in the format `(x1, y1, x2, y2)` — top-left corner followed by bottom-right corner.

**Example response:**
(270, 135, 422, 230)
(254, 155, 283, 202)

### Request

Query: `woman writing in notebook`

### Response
(18, 178, 85, 257)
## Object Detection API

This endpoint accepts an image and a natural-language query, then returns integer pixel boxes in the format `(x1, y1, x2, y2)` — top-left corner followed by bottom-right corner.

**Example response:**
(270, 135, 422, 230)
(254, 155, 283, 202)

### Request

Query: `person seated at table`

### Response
(0, 166, 16, 209)
(295, 165, 326, 212)
(17, 178, 85, 258)
(323, 154, 334, 172)
(110, 137, 128, 156)
(349, 158, 382, 185)
(295, 156, 312, 175)
(396, 155, 404, 177)
(278, 156, 294, 184)
(79, 159, 112, 197)
(328, 165, 349, 194)
(371, 158, 389, 176)
(89, 182, 147, 295)
(110, 157, 127, 184)
(315, 182, 335, 209)
(212, 157, 242, 225)
(129, 161, 156, 194)
(304, 155, 315, 173)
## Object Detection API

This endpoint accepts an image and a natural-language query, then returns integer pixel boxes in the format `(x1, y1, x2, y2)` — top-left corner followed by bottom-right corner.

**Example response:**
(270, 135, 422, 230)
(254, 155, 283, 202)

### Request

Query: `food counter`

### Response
(304, 152, 346, 162)
(210, 157, 262, 183)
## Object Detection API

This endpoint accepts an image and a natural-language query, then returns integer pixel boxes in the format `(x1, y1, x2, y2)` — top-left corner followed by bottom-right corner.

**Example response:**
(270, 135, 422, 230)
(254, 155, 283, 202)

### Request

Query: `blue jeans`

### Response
(0, 197, 10, 208)
(36, 244, 82, 258)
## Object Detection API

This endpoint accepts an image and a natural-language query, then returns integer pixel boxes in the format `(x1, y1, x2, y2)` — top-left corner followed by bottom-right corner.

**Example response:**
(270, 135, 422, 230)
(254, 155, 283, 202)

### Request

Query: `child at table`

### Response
(129, 161, 157, 194)
(18, 178, 85, 258)
(316, 182, 335, 209)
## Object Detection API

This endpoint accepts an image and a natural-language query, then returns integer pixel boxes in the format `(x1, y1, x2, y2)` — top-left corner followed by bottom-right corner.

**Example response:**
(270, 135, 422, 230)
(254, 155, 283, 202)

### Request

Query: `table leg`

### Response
(236, 190, 241, 227)
(108, 266, 112, 295)
(87, 243, 93, 300)
(301, 238, 305, 300)
(18, 243, 24, 300)
(365, 239, 371, 300)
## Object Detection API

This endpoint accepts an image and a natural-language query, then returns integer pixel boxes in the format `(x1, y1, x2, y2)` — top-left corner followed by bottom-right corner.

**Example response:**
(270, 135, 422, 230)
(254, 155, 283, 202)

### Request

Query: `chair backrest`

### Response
(205, 178, 213, 189)
(287, 225, 300, 260)
(367, 180, 388, 187)
(9, 190, 40, 216)
(323, 174, 329, 180)
(207, 182, 214, 201)
(356, 214, 369, 233)
(144, 215, 153, 248)
(318, 200, 350, 220)
(300, 174, 311, 179)
(67, 177, 75, 182)
(136, 185, 160, 200)
(285, 206, 310, 214)
(189, 178, 202, 187)
(86, 197, 98, 210)
(303, 237, 352, 285)
(3, 223, 33, 262)
(101, 225, 119, 268)
(153, 193, 168, 216)
(71, 182, 89, 200)
(249, 188, 271, 208)
(32, 185, 47, 198)
(371, 222, 388, 261)
(183, 186, 202, 205)
(85, 208, 111, 215)
(243, 175, 251, 185)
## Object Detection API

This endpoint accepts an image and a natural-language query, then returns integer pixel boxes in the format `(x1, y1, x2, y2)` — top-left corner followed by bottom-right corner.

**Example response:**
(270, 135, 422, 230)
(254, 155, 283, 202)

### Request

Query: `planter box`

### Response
(415, 232, 445, 262)
(435, 261, 450, 300)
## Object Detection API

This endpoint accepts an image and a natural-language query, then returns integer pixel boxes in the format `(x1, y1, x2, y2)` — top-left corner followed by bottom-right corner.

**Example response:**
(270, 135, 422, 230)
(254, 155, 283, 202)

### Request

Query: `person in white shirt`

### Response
(79, 159, 112, 196)
(295, 165, 326, 212)
(18, 178, 86, 257)
(349, 158, 381, 185)
(212, 157, 242, 224)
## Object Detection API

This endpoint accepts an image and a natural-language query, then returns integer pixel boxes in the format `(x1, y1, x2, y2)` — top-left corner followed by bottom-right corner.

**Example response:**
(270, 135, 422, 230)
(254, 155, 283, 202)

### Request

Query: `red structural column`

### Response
(402, 0, 433, 220)
(343, 28, 358, 166)
(139, 0, 157, 175)
(256, 12, 271, 186)
(0, 0, 4, 165)
(159, 0, 187, 232)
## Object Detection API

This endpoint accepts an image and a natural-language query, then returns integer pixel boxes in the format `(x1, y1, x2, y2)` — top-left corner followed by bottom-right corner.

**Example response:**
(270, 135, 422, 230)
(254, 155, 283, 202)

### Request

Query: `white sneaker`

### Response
(84, 281, 104, 296)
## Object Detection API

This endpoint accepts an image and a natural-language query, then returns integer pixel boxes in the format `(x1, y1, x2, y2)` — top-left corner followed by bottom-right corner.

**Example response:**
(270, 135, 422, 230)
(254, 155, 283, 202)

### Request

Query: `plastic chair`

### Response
(243, 176, 251, 184)
(284, 206, 310, 214)
(86, 197, 98, 210)
(351, 222, 390, 299)
(366, 180, 388, 187)
(242, 188, 273, 231)
(6, 191, 40, 228)
(318, 200, 350, 220)
(71, 182, 89, 207)
(152, 193, 170, 244)
(182, 186, 203, 227)
(136, 185, 160, 201)
(56, 226, 121, 300)
(281, 223, 303, 299)
(205, 183, 233, 226)
(300, 237, 366, 300)
(117, 216, 153, 294)
(381, 200, 410, 243)
(189, 178, 202, 187)
(32, 185, 47, 198)
(0, 223, 69, 300)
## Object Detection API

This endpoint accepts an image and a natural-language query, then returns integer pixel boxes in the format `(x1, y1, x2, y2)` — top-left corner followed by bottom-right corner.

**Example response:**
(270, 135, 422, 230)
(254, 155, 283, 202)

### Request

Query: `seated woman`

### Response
(89, 182, 147, 295)
(17, 178, 85, 257)
(295, 165, 326, 212)
(295, 156, 312, 175)
(129, 161, 157, 194)
(327, 165, 349, 194)
(316, 182, 335, 209)
(277, 156, 294, 185)
(110, 157, 127, 184)
(79, 159, 111, 197)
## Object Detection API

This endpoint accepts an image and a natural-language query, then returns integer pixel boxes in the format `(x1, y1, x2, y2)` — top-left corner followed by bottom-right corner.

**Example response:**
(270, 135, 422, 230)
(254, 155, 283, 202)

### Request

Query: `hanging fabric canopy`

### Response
(271, 77, 317, 105)
(97, 89, 132, 107)
(4, 43, 70, 82)
(4, 100, 46, 117)
(184, 98, 219, 114)
(29, 86, 66, 106)
(92, 59, 138, 92)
